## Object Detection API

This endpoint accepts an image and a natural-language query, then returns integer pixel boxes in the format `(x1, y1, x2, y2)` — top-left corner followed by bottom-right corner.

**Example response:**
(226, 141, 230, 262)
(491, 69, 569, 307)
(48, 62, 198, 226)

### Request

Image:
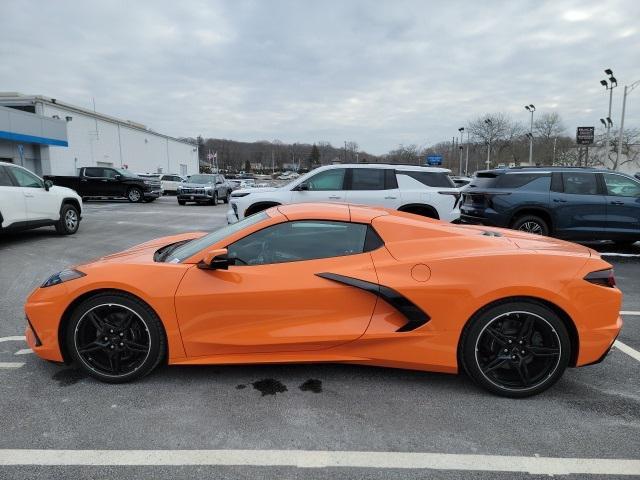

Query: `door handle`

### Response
(384, 196, 397, 199)
(610, 201, 624, 205)
(328, 195, 341, 200)
(24, 192, 34, 198)
(552, 198, 567, 203)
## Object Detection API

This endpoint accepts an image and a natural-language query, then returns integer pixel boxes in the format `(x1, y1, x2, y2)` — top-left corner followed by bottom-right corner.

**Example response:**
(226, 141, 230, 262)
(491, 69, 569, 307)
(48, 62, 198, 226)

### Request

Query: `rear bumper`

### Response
(576, 314, 623, 367)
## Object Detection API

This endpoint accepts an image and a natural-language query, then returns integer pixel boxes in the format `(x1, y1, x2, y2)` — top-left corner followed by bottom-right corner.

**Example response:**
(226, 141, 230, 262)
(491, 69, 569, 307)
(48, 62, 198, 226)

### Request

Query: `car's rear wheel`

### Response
(65, 293, 165, 383)
(461, 301, 570, 397)
(55, 204, 80, 235)
(511, 215, 549, 236)
(127, 187, 143, 203)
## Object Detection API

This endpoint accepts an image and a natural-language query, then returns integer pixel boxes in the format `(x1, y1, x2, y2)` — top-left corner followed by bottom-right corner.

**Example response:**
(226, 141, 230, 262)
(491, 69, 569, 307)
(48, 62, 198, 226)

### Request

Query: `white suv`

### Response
(0, 163, 83, 235)
(227, 164, 460, 223)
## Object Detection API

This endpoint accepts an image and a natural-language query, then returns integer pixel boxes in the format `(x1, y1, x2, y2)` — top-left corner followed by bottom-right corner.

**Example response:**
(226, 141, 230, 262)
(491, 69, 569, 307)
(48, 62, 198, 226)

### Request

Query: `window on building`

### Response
(180, 164, 188, 176)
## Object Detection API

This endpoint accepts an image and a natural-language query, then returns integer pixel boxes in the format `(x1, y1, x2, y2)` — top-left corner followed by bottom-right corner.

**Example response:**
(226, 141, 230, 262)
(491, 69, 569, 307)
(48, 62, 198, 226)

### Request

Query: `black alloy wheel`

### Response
(66, 293, 165, 383)
(461, 302, 570, 397)
(512, 215, 549, 236)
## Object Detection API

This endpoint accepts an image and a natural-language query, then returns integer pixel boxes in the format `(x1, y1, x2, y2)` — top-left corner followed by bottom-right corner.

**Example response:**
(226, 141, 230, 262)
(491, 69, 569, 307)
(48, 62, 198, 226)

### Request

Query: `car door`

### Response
(103, 168, 126, 197)
(550, 172, 608, 239)
(290, 168, 347, 204)
(8, 166, 56, 222)
(0, 165, 27, 228)
(175, 220, 379, 357)
(82, 167, 109, 196)
(346, 168, 401, 209)
(601, 172, 640, 236)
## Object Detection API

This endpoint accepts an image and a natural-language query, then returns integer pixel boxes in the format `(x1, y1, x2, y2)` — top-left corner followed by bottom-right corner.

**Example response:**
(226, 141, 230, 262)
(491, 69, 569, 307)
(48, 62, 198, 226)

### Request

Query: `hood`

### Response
(90, 232, 206, 264)
(50, 185, 81, 198)
(233, 186, 279, 195)
(180, 182, 214, 189)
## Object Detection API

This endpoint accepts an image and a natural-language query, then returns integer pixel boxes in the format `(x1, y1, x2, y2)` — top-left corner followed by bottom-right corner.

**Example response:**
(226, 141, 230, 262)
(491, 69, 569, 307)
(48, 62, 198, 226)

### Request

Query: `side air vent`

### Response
(315, 272, 430, 332)
(482, 230, 502, 237)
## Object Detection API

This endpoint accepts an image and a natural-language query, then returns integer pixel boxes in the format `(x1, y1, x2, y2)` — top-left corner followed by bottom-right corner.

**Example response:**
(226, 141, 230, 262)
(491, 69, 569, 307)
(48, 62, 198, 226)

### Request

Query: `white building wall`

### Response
(40, 103, 198, 176)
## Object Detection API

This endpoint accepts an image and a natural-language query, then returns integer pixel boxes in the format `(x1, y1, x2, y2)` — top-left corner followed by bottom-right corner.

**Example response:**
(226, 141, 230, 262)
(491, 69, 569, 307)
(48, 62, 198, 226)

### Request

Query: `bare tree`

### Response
(534, 112, 566, 139)
(592, 128, 640, 171)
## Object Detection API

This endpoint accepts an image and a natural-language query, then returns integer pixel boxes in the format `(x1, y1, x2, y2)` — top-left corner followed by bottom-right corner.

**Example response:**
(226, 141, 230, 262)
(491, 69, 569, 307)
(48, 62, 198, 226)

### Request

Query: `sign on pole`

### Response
(426, 155, 443, 166)
(576, 127, 595, 145)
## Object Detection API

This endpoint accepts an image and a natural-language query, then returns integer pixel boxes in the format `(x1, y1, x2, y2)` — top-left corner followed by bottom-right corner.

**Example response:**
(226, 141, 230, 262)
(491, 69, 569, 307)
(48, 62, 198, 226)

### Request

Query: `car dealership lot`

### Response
(0, 197, 639, 479)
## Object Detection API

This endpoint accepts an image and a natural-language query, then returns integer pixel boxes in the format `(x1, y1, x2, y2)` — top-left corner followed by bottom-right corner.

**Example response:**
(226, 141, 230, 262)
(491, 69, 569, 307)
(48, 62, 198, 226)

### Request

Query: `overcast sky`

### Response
(1, 0, 639, 154)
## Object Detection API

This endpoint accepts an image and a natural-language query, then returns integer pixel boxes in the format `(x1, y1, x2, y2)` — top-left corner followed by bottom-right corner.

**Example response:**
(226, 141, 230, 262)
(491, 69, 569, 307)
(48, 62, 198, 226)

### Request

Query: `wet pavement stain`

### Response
(235, 384, 247, 390)
(52, 368, 85, 386)
(251, 378, 287, 396)
(299, 379, 322, 393)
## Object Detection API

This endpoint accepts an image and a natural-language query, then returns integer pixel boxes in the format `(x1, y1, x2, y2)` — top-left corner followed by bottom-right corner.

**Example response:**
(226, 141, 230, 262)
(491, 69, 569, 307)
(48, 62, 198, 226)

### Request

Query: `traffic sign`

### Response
(576, 127, 595, 145)
(426, 155, 443, 166)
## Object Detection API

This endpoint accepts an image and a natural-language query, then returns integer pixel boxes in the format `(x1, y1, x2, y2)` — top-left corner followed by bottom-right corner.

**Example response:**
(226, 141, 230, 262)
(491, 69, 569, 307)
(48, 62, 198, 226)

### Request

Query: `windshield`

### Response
(114, 168, 140, 178)
(188, 175, 216, 184)
(166, 211, 269, 263)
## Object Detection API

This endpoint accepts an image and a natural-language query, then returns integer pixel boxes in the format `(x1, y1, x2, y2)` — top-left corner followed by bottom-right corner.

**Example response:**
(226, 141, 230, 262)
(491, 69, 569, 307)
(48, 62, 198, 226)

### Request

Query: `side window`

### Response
(84, 168, 104, 178)
(550, 172, 563, 192)
(603, 174, 640, 197)
(103, 169, 118, 179)
(350, 168, 386, 190)
(0, 166, 14, 186)
(495, 173, 549, 189)
(227, 220, 368, 266)
(562, 173, 599, 195)
(305, 169, 345, 191)
(11, 167, 43, 188)
(399, 171, 456, 188)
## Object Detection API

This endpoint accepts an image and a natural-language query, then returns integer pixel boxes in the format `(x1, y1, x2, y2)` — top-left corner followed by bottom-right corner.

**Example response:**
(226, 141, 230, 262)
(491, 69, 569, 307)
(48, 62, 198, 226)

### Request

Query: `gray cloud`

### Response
(1, 0, 638, 153)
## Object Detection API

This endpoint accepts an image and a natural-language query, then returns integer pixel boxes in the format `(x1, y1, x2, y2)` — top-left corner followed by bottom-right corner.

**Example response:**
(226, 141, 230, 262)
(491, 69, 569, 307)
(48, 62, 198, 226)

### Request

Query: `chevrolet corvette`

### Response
(25, 203, 622, 397)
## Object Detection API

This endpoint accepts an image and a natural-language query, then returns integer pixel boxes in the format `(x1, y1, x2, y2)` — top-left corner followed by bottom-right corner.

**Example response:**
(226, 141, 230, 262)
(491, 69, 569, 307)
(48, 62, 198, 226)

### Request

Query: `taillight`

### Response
(584, 269, 616, 288)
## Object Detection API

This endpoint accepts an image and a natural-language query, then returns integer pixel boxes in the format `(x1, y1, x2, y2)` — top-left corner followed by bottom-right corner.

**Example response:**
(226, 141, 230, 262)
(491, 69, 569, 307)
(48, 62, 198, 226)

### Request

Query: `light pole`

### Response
(458, 127, 464, 175)
(600, 69, 617, 161)
(524, 104, 535, 164)
(616, 79, 640, 166)
(465, 129, 470, 176)
(484, 118, 492, 169)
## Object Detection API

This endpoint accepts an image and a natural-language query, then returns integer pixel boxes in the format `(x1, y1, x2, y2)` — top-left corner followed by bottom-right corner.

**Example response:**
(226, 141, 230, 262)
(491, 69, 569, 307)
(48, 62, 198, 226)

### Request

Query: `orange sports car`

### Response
(24, 203, 622, 397)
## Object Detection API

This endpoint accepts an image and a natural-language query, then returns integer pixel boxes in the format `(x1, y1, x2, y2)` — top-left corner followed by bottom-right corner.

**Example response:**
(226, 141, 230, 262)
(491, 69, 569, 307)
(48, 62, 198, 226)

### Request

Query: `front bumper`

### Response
(143, 189, 162, 199)
(178, 193, 214, 202)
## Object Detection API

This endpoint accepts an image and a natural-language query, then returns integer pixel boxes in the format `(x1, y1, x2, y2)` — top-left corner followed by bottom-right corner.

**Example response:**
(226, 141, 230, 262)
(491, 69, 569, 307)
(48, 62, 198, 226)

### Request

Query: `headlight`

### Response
(41, 269, 86, 288)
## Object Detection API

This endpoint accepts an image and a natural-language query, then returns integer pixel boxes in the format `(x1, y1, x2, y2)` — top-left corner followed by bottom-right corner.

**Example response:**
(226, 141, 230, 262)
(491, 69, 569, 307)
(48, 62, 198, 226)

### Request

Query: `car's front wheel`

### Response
(461, 301, 570, 397)
(65, 292, 166, 383)
(127, 187, 143, 203)
(511, 215, 549, 236)
(223, 190, 230, 204)
(55, 204, 80, 235)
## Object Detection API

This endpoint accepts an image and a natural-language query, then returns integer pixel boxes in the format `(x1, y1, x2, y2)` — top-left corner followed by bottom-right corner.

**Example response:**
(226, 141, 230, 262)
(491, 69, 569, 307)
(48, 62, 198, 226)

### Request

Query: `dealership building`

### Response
(0, 92, 199, 177)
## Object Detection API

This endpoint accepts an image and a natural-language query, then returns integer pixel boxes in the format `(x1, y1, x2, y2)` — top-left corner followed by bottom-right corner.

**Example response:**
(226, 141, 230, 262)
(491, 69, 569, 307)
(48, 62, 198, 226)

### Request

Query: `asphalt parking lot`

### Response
(0, 197, 639, 479)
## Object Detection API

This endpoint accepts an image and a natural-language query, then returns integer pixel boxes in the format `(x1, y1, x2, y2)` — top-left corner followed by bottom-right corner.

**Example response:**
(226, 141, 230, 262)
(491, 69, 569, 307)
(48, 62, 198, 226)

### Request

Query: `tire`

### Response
(65, 292, 166, 384)
(127, 187, 143, 203)
(210, 192, 218, 205)
(460, 301, 570, 398)
(613, 239, 638, 247)
(511, 215, 549, 236)
(223, 190, 230, 204)
(178, 200, 186, 206)
(55, 204, 80, 235)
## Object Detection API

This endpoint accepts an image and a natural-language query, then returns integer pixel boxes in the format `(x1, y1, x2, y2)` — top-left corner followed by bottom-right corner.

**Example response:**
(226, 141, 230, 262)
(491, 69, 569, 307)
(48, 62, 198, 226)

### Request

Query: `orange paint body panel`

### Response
(25, 203, 622, 377)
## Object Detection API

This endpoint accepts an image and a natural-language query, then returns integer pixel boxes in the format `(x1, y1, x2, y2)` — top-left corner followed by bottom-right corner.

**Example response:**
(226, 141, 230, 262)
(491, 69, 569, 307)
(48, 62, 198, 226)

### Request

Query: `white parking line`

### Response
(621, 311, 640, 316)
(614, 341, 640, 362)
(0, 336, 25, 343)
(0, 362, 25, 369)
(14, 348, 33, 355)
(0, 449, 638, 474)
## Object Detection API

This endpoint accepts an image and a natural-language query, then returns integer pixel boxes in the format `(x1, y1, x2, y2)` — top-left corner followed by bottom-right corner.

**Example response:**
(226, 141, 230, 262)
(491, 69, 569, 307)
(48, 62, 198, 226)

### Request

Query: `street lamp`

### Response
(484, 118, 492, 169)
(524, 104, 535, 165)
(600, 69, 617, 160)
(458, 127, 464, 175)
(616, 79, 640, 165)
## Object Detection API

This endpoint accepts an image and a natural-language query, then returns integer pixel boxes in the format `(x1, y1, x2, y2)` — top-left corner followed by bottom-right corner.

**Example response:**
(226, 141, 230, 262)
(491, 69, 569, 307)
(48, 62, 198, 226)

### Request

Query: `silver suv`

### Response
(177, 174, 233, 205)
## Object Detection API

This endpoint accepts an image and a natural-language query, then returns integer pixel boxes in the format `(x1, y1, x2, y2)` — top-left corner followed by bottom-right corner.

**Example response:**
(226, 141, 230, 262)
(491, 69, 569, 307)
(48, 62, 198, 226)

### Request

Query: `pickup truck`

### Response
(45, 167, 162, 202)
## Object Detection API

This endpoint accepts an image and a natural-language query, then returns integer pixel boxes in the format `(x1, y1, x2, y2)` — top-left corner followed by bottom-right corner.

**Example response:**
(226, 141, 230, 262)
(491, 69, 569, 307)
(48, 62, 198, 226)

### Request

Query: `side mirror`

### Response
(115, 174, 122, 180)
(198, 248, 231, 270)
(44, 179, 53, 191)
(296, 182, 310, 191)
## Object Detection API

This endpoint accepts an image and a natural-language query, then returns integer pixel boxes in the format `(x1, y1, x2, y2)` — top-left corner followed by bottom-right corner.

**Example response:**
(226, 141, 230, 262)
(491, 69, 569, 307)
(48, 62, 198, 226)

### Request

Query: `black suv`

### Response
(460, 167, 640, 244)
